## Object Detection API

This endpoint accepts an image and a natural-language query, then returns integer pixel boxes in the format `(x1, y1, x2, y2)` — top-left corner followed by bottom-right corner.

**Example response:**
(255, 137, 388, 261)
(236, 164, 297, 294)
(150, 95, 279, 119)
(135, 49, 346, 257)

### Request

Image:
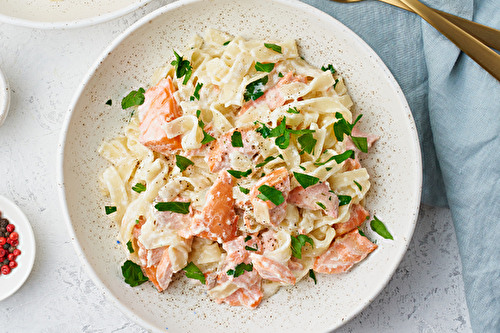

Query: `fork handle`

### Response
(399, 0, 500, 82)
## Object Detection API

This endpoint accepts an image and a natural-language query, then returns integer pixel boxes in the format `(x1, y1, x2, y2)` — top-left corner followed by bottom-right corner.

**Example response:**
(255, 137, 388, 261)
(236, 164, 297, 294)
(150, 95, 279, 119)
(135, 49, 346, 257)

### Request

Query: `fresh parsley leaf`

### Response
(370, 216, 393, 240)
(231, 131, 244, 148)
(316, 202, 326, 210)
(255, 62, 275, 73)
(155, 201, 191, 214)
(171, 50, 192, 85)
(200, 130, 216, 144)
(227, 263, 253, 278)
(321, 64, 336, 74)
(132, 183, 146, 193)
(309, 269, 317, 284)
(354, 180, 363, 191)
(121, 260, 148, 287)
(314, 150, 355, 166)
(264, 43, 282, 53)
(269, 118, 287, 137)
(238, 186, 250, 194)
(105, 206, 117, 215)
(293, 172, 319, 189)
(255, 154, 283, 168)
(291, 234, 314, 259)
(121, 87, 145, 109)
(175, 155, 194, 172)
(245, 245, 258, 252)
(351, 136, 368, 153)
(196, 109, 201, 118)
(191, 82, 203, 101)
(333, 112, 363, 142)
(257, 185, 285, 206)
(337, 195, 352, 206)
(126, 240, 134, 253)
(286, 107, 300, 114)
(299, 165, 306, 171)
(275, 132, 291, 149)
(223, 40, 231, 46)
(183, 262, 206, 284)
(227, 169, 252, 179)
(357, 227, 366, 237)
(244, 76, 269, 101)
(298, 133, 317, 154)
(255, 121, 272, 138)
(244, 235, 252, 242)
(105, 99, 112, 106)
(278, 72, 284, 77)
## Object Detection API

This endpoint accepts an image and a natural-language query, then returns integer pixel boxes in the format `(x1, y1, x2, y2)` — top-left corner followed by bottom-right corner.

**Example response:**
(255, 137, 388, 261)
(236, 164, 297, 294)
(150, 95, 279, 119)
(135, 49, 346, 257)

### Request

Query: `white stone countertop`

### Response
(0, 2, 472, 332)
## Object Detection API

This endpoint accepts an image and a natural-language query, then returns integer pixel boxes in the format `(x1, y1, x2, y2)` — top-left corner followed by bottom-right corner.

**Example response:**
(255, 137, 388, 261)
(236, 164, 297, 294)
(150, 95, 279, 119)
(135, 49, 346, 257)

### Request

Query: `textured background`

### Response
(0, 1, 471, 332)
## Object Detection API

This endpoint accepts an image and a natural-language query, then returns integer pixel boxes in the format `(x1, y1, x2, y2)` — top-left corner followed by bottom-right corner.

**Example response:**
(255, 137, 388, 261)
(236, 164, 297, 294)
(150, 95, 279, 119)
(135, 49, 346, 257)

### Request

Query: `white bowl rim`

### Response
(57, 0, 423, 331)
(0, 0, 153, 30)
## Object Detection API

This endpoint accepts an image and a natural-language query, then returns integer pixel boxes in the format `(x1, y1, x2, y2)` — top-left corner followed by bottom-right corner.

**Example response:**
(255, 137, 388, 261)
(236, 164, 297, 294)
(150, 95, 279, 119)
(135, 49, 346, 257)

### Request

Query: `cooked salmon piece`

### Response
(248, 167, 290, 227)
(250, 253, 296, 285)
(217, 284, 263, 309)
(313, 229, 377, 274)
(333, 204, 369, 236)
(288, 182, 339, 218)
(138, 77, 182, 154)
(154, 197, 193, 231)
(189, 170, 238, 243)
(239, 71, 307, 115)
(205, 127, 259, 173)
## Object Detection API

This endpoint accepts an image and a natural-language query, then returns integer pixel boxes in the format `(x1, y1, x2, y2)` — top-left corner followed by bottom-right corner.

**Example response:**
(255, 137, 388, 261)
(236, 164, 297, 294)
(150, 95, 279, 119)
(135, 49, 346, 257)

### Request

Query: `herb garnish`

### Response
(105, 99, 112, 106)
(357, 227, 366, 237)
(244, 235, 252, 242)
(126, 240, 134, 253)
(244, 76, 269, 101)
(257, 185, 285, 206)
(105, 206, 117, 215)
(121, 87, 145, 109)
(190, 82, 203, 101)
(293, 172, 319, 189)
(314, 150, 355, 166)
(353, 180, 363, 191)
(121, 260, 149, 287)
(231, 131, 244, 148)
(333, 112, 368, 153)
(238, 186, 250, 194)
(132, 183, 146, 193)
(337, 195, 352, 206)
(227, 169, 252, 179)
(155, 201, 191, 214)
(370, 216, 393, 240)
(183, 262, 206, 284)
(264, 43, 282, 54)
(321, 64, 336, 75)
(309, 269, 317, 284)
(171, 50, 192, 85)
(298, 132, 317, 154)
(227, 263, 253, 278)
(316, 202, 326, 210)
(245, 244, 258, 252)
(223, 40, 231, 46)
(196, 114, 216, 145)
(351, 136, 368, 153)
(286, 107, 300, 114)
(255, 62, 275, 73)
(175, 155, 194, 172)
(254, 117, 314, 150)
(291, 234, 314, 259)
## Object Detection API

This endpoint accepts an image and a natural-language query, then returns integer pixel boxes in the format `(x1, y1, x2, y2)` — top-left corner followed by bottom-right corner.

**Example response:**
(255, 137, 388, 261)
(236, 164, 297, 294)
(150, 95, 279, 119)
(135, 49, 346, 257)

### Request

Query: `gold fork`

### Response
(332, 0, 500, 81)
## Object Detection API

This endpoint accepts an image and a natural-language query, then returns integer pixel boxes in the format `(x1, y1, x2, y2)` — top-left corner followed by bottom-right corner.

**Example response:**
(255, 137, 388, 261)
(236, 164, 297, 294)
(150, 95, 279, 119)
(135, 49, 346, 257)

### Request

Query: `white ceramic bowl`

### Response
(0, 0, 154, 29)
(0, 66, 9, 127)
(58, 0, 422, 332)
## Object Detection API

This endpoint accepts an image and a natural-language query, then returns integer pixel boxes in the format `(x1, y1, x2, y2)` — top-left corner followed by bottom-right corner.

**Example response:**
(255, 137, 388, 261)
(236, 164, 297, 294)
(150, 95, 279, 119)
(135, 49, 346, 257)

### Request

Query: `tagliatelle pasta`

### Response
(98, 28, 381, 308)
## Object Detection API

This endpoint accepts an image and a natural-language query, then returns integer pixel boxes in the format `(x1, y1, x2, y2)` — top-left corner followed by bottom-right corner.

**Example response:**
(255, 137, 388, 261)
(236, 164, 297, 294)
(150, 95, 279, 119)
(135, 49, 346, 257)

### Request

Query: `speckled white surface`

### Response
(0, 0, 471, 332)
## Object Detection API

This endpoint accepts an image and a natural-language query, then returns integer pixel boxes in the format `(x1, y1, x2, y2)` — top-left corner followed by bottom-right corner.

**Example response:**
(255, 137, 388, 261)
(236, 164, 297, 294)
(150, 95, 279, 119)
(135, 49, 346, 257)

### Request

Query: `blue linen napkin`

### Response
(300, 0, 500, 332)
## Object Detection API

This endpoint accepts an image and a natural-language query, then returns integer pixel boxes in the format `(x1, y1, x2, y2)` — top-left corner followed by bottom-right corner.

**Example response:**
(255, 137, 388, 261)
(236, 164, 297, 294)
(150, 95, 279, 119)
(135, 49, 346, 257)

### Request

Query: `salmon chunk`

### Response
(249, 167, 290, 227)
(288, 182, 339, 218)
(218, 284, 263, 309)
(138, 77, 182, 154)
(333, 204, 369, 236)
(250, 253, 296, 285)
(189, 170, 238, 243)
(313, 229, 377, 274)
(239, 71, 307, 115)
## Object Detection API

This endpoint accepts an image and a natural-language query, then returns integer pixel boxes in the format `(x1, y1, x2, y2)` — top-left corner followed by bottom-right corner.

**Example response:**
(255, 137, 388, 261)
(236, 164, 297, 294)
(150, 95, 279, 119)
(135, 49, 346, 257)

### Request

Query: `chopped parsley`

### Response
(333, 113, 367, 152)
(286, 107, 300, 114)
(244, 235, 252, 242)
(227, 263, 253, 278)
(227, 169, 252, 179)
(155, 201, 191, 214)
(291, 234, 314, 259)
(245, 244, 258, 252)
(370, 216, 393, 240)
(255, 117, 314, 150)
(314, 150, 355, 166)
(321, 64, 336, 75)
(190, 82, 203, 101)
(175, 155, 194, 172)
(105, 206, 117, 215)
(309, 269, 317, 284)
(197, 119, 216, 145)
(316, 202, 326, 210)
(121, 260, 149, 287)
(337, 195, 352, 206)
(354, 180, 363, 191)
(171, 50, 192, 85)
(264, 43, 282, 54)
(126, 240, 134, 253)
(257, 185, 285, 206)
(297, 132, 317, 154)
(132, 183, 146, 193)
(351, 136, 368, 153)
(231, 131, 244, 148)
(183, 262, 206, 284)
(293, 172, 319, 189)
(223, 40, 231, 46)
(255, 62, 275, 73)
(105, 99, 112, 106)
(357, 227, 366, 237)
(121, 87, 145, 109)
(244, 76, 269, 101)
(238, 186, 250, 194)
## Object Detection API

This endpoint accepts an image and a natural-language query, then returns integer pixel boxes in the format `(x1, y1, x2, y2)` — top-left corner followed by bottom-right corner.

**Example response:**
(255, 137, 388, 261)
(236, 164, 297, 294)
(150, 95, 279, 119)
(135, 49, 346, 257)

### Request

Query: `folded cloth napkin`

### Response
(301, 0, 500, 332)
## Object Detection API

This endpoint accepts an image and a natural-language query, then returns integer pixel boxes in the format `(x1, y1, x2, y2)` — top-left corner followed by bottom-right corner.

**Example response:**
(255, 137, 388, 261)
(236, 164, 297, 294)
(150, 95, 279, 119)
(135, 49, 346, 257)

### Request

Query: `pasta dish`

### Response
(98, 29, 381, 309)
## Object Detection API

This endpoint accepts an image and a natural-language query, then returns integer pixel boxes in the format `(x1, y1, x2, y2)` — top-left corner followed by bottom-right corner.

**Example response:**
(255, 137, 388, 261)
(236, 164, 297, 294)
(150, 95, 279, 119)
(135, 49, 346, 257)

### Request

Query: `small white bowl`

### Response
(0, 66, 9, 127)
(0, 195, 36, 301)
